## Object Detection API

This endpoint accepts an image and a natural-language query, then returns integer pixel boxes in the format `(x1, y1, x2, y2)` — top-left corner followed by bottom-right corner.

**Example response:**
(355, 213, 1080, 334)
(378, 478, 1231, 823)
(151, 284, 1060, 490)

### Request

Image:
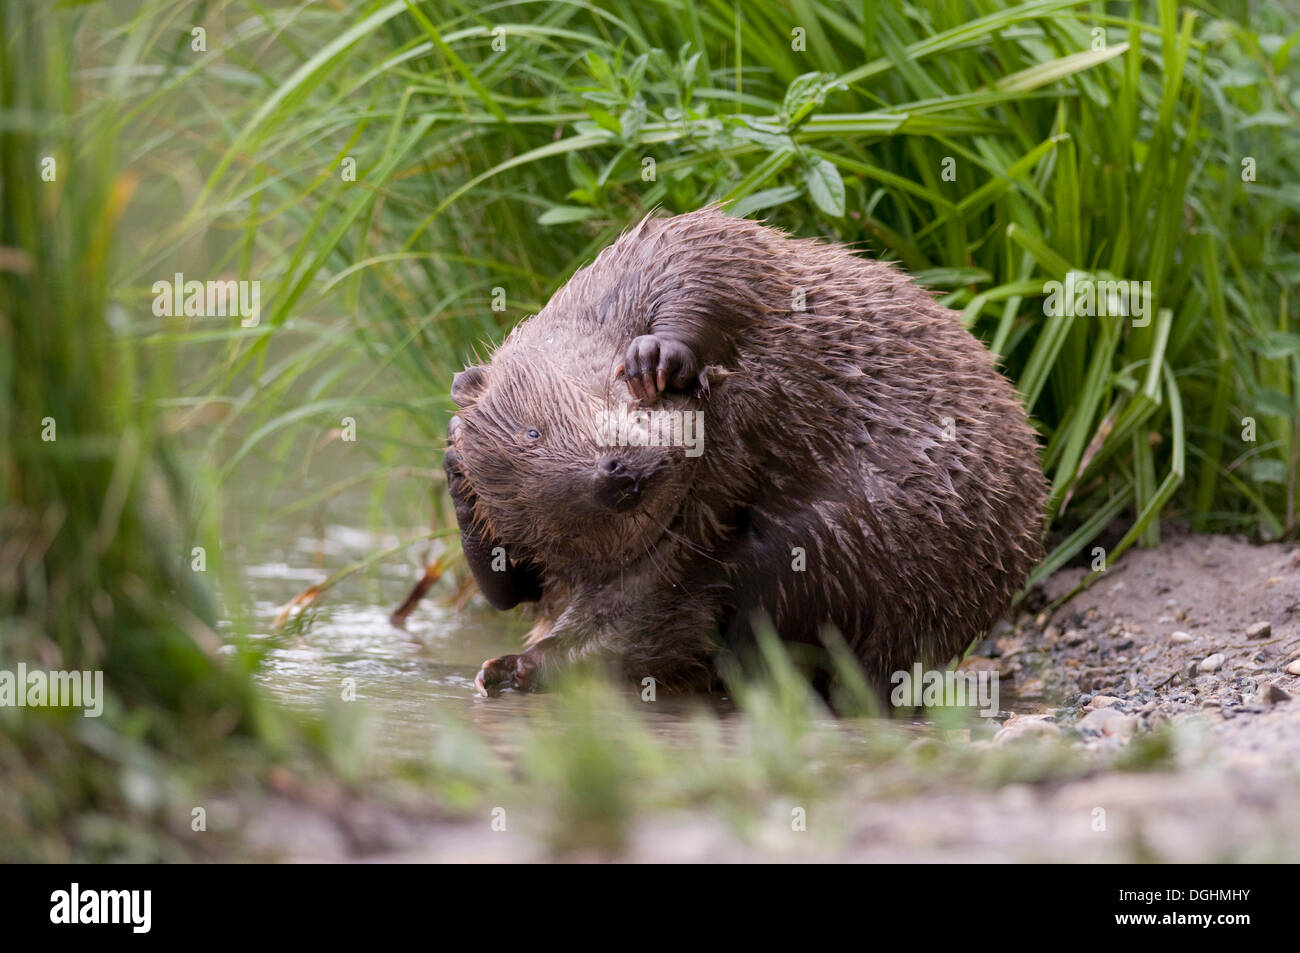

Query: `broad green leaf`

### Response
(805, 157, 846, 217)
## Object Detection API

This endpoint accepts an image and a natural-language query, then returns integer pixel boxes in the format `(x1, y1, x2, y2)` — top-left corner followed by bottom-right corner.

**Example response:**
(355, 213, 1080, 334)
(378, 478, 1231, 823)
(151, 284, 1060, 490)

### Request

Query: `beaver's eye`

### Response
(525, 428, 541, 440)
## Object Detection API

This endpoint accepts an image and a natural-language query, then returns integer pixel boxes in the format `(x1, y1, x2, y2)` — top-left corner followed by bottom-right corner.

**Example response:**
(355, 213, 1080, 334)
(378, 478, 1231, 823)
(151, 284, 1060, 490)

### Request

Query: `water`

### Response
(236, 515, 1038, 764)
(241, 528, 513, 758)
(234, 518, 745, 761)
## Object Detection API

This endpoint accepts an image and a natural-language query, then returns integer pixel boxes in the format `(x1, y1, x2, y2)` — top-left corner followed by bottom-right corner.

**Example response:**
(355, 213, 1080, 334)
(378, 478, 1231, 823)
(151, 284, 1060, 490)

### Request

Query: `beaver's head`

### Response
(449, 349, 697, 576)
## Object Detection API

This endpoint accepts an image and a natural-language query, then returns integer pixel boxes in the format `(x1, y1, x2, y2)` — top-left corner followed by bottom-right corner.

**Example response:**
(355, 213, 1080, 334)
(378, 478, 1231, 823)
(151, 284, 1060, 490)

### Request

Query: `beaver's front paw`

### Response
(617, 335, 704, 403)
(474, 653, 543, 696)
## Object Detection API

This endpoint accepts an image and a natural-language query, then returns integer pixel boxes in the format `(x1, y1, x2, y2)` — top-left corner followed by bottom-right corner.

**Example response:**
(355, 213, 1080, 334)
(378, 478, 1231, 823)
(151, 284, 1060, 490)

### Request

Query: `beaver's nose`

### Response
(594, 455, 648, 512)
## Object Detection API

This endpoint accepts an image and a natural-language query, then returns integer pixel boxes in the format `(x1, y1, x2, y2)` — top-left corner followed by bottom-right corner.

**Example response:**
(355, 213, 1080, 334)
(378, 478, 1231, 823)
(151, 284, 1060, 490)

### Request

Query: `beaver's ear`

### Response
(451, 365, 488, 408)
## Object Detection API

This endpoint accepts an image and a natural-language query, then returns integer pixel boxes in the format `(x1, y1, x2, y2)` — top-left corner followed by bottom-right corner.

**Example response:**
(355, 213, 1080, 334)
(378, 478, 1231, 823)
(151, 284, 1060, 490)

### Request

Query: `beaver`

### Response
(444, 206, 1047, 697)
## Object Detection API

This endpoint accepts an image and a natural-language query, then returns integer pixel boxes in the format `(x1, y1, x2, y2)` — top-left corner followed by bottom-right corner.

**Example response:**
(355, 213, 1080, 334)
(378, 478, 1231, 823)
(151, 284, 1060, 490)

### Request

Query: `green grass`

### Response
(0, 0, 275, 860)
(85, 0, 1297, 572)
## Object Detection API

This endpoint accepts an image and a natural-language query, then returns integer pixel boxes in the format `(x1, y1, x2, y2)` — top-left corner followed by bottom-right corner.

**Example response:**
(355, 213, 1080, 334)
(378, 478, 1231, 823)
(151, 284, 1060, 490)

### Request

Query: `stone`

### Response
(1087, 695, 1123, 709)
(1198, 653, 1225, 673)
(1260, 683, 1291, 704)
(1077, 707, 1136, 740)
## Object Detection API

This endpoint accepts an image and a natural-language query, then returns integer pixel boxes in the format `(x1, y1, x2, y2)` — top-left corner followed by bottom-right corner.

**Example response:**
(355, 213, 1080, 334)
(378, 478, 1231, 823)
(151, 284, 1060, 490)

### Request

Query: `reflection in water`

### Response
(237, 527, 743, 763)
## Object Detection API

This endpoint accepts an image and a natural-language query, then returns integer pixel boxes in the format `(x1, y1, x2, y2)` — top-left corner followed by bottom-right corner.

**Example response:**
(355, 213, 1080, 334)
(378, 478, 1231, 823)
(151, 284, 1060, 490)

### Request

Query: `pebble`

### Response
(1198, 653, 1225, 673)
(1287, 659, 1300, 676)
(1245, 621, 1271, 640)
(1170, 631, 1193, 644)
(993, 715, 1061, 745)
(1260, 683, 1292, 704)
(1087, 694, 1123, 709)
(1077, 707, 1136, 740)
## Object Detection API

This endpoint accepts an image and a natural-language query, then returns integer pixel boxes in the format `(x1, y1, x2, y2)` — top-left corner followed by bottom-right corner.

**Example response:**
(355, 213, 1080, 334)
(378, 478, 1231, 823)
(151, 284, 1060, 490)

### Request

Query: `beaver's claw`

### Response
(474, 653, 542, 696)
(617, 334, 702, 404)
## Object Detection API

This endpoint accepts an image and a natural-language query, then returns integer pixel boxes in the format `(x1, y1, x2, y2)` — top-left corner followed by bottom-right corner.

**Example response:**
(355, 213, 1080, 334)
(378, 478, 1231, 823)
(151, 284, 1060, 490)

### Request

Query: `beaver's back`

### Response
(617, 214, 1048, 680)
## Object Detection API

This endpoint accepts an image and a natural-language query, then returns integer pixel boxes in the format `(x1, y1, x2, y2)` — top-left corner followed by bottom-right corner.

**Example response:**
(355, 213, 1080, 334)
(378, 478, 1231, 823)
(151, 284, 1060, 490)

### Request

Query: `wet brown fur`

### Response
(450, 207, 1047, 691)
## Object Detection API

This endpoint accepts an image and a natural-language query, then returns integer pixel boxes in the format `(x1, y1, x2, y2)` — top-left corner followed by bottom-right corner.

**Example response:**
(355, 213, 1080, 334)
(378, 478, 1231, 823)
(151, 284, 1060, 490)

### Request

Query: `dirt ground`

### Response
(243, 531, 1300, 863)
(834, 528, 1300, 863)
(1010, 526, 1300, 762)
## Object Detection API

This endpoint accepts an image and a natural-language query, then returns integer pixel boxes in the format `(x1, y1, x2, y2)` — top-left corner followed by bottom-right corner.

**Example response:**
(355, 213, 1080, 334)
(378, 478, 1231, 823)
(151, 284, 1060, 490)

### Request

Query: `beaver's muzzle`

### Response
(593, 455, 656, 512)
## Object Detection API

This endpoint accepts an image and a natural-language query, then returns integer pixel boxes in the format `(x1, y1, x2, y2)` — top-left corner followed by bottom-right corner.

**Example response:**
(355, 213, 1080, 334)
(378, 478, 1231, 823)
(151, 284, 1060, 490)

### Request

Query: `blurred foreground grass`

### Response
(0, 0, 278, 859)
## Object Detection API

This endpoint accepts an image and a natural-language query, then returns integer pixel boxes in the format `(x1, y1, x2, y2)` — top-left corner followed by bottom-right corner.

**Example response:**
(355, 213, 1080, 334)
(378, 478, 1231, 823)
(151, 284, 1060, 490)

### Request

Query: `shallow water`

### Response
(233, 520, 744, 761)
(236, 518, 1038, 763)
